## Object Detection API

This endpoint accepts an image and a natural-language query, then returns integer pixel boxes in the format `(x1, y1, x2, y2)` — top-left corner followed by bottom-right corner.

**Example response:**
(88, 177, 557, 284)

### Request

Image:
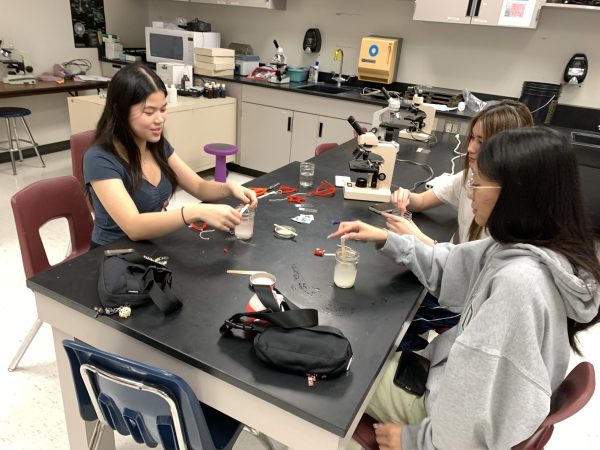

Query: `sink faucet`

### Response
(332, 48, 348, 87)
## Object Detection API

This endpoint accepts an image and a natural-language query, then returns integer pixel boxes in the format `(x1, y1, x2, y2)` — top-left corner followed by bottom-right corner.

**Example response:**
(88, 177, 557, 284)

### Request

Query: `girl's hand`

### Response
(374, 422, 404, 450)
(390, 188, 411, 213)
(193, 204, 241, 232)
(383, 212, 435, 246)
(228, 183, 258, 207)
(327, 220, 388, 245)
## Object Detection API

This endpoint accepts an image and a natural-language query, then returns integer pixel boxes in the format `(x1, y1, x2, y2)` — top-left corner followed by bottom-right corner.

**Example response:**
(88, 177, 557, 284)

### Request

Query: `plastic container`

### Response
(307, 61, 319, 83)
(287, 66, 309, 82)
(167, 85, 177, 103)
(519, 81, 562, 124)
(334, 246, 360, 288)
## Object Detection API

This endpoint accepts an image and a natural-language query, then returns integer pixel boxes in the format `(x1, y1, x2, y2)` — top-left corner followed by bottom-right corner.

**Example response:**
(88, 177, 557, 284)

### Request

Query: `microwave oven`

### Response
(145, 27, 221, 65)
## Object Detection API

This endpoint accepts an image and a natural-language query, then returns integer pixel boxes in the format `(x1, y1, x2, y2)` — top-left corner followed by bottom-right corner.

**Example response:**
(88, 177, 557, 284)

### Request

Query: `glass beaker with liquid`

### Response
(234, 205, 256, 240)
(334, 246, 360, 288)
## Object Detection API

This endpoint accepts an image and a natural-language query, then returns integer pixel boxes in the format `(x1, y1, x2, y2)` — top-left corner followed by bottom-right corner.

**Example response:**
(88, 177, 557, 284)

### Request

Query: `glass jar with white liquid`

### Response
(234, 205, 256, 240)
(334, 246, 360, 288)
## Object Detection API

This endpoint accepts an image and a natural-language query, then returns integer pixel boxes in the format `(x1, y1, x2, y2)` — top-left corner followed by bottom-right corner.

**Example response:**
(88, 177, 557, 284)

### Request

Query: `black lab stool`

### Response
(0, 107, 46, 175)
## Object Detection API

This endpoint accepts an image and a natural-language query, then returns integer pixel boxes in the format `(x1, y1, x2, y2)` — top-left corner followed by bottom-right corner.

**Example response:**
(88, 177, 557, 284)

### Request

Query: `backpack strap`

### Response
(143, 267, 182, 315)
(220, 308, 318, 334)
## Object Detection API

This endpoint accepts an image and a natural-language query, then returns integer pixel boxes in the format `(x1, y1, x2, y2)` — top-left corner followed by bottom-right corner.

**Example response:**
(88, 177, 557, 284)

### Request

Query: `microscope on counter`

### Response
(372, 87, 436, 142)
(0, 40, 36, 85)
(267, 40, 290, 84)
(343, 116, 398, 202)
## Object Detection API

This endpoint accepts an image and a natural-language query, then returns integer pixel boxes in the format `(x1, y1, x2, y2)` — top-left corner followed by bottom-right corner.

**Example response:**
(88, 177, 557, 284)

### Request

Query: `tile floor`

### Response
(0, 150, 599, 449)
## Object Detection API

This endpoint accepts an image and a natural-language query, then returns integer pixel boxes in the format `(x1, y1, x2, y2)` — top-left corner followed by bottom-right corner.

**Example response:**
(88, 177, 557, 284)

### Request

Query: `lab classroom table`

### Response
(28, 135, 458, 450)
(0, 79, 108, 99)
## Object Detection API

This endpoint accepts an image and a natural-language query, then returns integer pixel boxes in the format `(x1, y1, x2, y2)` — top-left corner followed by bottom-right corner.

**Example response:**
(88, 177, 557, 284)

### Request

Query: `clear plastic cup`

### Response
(334, 246, 360, 288)
(234, 205, 255, 240)
(299, 162, 315, 188)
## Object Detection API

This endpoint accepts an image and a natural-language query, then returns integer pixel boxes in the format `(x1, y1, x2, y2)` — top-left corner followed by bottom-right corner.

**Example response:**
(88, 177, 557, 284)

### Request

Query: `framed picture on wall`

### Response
(70, 0, 106, 48)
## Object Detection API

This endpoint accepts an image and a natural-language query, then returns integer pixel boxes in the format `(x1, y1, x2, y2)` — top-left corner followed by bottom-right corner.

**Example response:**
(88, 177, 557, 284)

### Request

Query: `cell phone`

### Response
(368, 202, 399, 215)
(393, 351, 430, 396)
(104, 248, 134, 256)
(368, 202, 412, 220)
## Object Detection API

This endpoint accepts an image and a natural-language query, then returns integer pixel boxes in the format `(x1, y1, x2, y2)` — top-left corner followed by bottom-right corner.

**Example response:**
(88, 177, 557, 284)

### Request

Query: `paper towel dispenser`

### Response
(358, 36, 402, 84)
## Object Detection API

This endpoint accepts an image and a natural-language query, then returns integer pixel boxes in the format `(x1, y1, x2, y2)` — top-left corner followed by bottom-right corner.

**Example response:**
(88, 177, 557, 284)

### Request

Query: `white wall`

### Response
(148, 0, 599, 109)
(0, 0, 148, 145)
(1, 0, 598, 146)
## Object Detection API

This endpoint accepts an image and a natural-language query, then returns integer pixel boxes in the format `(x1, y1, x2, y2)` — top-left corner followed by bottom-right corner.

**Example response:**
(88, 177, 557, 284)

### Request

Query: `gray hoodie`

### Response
(380, 234, 599, 450)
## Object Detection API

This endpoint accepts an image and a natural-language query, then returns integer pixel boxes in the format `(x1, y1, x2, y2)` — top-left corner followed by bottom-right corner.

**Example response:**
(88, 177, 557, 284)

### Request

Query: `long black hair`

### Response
(477, 126, 600, 354)
(94, 63, 178, 193)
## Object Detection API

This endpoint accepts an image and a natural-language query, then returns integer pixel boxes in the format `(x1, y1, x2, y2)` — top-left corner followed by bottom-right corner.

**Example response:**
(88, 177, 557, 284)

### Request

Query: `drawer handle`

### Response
(287, 117, 292, 132)
(318, 122, 323, 138)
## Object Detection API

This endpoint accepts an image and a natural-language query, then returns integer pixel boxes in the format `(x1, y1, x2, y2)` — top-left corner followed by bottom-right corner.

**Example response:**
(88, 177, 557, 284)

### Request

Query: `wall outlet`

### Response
(445, 120, 460, 134)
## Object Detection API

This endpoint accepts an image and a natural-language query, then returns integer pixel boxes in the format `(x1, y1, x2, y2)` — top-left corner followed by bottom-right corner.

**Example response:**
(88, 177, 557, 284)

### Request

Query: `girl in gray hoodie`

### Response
(331, 127, 600, 450)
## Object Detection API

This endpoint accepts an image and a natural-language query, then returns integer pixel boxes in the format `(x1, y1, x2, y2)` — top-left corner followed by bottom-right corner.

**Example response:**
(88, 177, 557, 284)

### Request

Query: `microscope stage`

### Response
(343, 183, 391, 202)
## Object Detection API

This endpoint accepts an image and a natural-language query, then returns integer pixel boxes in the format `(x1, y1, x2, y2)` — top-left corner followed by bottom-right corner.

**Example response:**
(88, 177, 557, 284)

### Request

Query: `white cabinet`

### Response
(240, 102, 293, 172)
(238, 85, 378, 172)
(68, 95, 236, 172)
(190, 0, 286, 9)
(414, 0, 544, 28)
(289, 113, 362, 163)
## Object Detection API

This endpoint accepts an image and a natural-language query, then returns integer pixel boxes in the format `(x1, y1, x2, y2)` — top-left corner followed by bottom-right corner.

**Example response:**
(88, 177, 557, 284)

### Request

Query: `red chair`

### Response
(314, 142, 338, 156)
(8, 175, 93, 371)
(353, 362, 596, 450)
(70, 130, 95, 211)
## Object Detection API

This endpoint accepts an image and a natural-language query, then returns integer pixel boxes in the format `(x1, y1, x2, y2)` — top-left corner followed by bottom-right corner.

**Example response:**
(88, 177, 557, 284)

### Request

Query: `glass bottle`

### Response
(334, 246, 360, 288)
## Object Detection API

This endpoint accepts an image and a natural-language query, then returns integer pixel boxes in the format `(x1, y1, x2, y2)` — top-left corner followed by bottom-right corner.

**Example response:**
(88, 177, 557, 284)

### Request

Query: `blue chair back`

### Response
(62, 340, 242, 450)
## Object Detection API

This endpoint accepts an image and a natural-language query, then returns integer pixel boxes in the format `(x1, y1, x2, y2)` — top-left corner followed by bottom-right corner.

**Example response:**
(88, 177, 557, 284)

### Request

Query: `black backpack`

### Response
(98, 252, 182, 315)
(220, 284, 353, 380)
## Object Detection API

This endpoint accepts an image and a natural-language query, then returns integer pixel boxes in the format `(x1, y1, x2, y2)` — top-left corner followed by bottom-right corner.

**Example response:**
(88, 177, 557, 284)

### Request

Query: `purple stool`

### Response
(203, 143, 238, 182)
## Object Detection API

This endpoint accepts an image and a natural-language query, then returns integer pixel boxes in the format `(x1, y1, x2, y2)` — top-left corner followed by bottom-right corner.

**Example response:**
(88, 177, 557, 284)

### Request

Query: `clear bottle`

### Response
(308, 60, 319, 83)
(334, 246, 360, 288)
(234, 205, 256, 240)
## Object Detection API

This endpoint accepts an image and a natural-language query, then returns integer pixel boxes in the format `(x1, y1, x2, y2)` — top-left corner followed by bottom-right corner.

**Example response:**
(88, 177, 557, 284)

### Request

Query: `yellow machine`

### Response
(358, 36, 402, 84)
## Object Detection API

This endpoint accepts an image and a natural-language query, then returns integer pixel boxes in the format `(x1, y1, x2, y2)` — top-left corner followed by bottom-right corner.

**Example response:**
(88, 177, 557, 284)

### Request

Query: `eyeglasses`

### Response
(466, 177, 502, 194)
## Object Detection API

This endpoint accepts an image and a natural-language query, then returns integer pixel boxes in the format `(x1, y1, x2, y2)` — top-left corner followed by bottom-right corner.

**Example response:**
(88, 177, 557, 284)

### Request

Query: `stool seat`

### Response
(0, 107, 32, 118)
(0, 107, 44, 175)
(204, 143, 238, 156)
(203, 143, 238, 182)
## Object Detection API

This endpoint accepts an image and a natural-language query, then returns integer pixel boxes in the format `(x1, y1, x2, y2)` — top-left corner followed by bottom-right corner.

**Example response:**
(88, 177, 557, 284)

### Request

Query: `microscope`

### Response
(267, 40, 290, 84)
(0, 41, 36, 85)
(371, 87, 435, 142)
(343, 116, 398, 202)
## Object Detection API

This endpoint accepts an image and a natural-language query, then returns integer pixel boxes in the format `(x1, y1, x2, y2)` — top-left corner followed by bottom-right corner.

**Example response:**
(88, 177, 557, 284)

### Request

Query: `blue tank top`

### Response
(83, 141, 174, 245)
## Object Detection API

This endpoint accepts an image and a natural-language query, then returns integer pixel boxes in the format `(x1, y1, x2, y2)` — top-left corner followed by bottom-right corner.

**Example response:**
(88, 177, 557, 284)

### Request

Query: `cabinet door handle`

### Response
(473, 0, 482, 17)
(465, 0, 475, 16)
(287, 116, 292, 132)
(318, 122, 323, 138)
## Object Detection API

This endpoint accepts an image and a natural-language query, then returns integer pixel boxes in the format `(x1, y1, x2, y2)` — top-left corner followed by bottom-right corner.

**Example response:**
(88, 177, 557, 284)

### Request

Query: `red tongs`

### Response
(308, 180, 336, 197)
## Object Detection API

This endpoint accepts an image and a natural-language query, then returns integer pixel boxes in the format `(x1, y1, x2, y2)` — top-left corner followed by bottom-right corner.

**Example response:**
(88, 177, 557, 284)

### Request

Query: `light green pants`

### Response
(346, 352, 427, 450)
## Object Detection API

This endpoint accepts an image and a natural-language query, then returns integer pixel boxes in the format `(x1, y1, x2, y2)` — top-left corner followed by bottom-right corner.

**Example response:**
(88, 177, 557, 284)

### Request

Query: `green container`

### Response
(287, 66, 309, 82)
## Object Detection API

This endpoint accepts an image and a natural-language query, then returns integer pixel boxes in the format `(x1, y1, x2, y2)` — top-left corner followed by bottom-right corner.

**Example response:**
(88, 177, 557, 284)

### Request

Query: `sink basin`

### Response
(572, 131, 600, 147)
(296, 84, 348, 95)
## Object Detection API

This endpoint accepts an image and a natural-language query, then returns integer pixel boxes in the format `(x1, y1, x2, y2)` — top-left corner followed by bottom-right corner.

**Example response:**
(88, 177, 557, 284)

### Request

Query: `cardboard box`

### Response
(195, 61, 235, 71)
(156, 63, 193, 88)
(194, 67, 234, 77)
(195, 48, 235, 57)
(196, 55, 234, 64)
